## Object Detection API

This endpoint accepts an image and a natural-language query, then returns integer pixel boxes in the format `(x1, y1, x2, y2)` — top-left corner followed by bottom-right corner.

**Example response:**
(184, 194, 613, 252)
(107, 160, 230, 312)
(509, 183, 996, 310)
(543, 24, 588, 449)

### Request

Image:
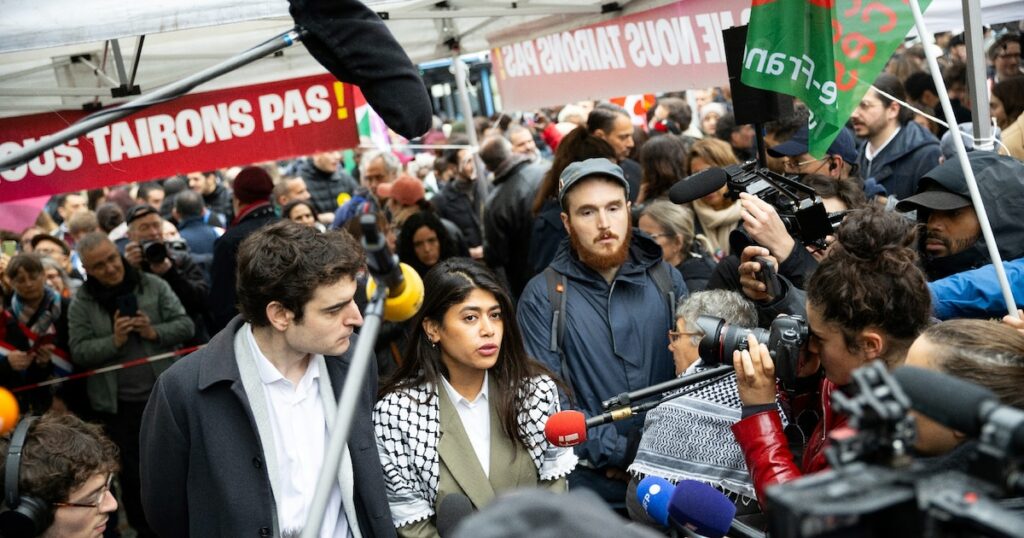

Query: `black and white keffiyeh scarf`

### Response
(373, 374, 577, 527)
(629, 361, 787, 502)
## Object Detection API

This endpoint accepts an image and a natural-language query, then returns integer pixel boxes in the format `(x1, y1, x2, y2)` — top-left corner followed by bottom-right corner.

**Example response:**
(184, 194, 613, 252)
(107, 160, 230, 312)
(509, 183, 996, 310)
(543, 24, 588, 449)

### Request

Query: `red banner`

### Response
(490, 0, 751, 110)
(0, 74, 357, 202)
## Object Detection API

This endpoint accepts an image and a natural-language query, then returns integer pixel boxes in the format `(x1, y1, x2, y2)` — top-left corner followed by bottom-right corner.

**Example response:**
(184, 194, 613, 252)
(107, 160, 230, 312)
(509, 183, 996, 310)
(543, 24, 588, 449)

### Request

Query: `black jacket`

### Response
(484, 157, 546, 299)
(433, 179, 484, 248)
(203, 183, 235, 224)
(140, 317, 396, 538)
(295, 158, 359, 216)
(144, 246, 211, 344)
(208, 204, 279, 332)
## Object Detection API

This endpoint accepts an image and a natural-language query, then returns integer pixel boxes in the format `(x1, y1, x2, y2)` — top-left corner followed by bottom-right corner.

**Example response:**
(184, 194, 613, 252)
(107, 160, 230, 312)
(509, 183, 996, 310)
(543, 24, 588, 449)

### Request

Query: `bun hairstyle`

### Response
(807, 206, 931, 358)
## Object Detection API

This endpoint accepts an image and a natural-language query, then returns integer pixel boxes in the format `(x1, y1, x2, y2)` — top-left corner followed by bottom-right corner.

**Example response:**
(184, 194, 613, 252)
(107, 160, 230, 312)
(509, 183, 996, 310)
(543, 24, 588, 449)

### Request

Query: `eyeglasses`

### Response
(668, 330, 703, 344)
(53, 474, 113, 509)
(783, 157, 825, 172)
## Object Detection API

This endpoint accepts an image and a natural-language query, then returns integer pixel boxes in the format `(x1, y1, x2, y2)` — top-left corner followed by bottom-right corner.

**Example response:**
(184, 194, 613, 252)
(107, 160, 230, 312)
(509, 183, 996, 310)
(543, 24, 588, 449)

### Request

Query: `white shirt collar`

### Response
(244, 324, 321, 391)
(440, 371, 489, 406)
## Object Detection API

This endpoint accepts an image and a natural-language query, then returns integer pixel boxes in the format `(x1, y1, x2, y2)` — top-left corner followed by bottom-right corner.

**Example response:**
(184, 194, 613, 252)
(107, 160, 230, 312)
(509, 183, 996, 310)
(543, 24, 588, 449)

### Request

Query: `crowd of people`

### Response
(0, 23, 1023, 538)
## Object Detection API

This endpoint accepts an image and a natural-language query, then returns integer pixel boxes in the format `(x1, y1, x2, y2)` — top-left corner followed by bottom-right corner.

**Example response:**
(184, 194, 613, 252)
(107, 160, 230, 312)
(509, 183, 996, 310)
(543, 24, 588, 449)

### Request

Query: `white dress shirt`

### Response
(440, 372, 492, 477)
(245, 325, 349, 538)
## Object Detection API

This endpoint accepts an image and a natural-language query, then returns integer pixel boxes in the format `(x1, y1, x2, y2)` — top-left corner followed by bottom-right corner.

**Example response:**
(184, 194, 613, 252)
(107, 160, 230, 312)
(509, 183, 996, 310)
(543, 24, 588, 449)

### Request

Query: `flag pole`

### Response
(907, 0, 1019, 319)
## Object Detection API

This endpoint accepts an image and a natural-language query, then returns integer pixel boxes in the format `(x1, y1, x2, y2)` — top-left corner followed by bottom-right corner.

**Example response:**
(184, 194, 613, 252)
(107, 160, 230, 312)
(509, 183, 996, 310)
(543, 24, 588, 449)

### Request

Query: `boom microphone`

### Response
(288, 0, 432, 139)
(667, 480, 737, 538)
(360, 213, 424, 321)
(892, 366, 1024, 452)
(669, 168, 729, 204)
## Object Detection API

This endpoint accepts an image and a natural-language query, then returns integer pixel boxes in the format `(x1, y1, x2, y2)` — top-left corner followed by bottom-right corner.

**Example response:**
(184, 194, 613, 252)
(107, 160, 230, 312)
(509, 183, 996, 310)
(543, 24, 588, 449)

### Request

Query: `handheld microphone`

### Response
(667, 480, 737, 538)
(637, 476, 675, 527)
(892, 366, 1024, 451)
(668, 168, 729, 204)
(0, 388, 18, 435)
(436, 493, 474, 538)
(544, 407, 639, 448)
(288, 0, 432, 139)
(360, 213, 424, 322)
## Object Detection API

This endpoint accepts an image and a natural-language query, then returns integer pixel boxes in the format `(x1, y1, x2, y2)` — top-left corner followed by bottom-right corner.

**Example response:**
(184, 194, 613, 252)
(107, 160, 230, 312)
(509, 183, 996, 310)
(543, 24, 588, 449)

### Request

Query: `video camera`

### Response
(720, 161, 838, 255)
(693, 314, 808, 392)
(765, 362, 1024, 537)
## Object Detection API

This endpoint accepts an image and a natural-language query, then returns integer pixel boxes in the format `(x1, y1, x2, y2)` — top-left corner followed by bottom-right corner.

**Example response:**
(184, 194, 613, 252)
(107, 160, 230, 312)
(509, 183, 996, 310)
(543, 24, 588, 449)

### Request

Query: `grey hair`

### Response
(75, 231, 114, 256)
(360, 150, 402, 176)
(640, 200, 695, 252)
(675, 290, 757, 346)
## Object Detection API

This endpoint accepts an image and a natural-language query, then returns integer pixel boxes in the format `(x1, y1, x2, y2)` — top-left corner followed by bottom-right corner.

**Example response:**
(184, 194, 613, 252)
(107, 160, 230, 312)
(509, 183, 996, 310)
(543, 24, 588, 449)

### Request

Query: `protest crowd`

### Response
(2, 17, 1024, 538)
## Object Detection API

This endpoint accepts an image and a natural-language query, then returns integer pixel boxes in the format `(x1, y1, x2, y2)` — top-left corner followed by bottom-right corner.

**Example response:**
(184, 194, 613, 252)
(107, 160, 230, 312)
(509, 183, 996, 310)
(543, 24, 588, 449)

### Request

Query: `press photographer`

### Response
(123, 204, 210, 343)
(730, 206, 933, 503)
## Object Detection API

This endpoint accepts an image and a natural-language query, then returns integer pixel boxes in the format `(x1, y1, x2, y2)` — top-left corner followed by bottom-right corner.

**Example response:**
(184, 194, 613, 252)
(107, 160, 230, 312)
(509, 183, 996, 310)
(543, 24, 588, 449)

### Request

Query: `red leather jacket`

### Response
(731, 378, 847, 504)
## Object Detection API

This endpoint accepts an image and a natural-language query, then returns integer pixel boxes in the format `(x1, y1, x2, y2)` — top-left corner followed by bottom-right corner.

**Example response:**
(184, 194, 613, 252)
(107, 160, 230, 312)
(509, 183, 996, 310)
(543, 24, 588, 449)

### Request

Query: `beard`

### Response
(569, 224, 632, 271)
(925, 229, 978, 258)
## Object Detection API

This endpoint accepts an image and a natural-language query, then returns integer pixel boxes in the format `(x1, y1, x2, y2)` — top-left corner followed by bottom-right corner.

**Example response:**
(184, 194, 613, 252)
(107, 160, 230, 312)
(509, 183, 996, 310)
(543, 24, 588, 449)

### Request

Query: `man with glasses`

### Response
(0, 413, 119, 538)
(768, 125, 860, 181)
(989, 33, 1022, 83)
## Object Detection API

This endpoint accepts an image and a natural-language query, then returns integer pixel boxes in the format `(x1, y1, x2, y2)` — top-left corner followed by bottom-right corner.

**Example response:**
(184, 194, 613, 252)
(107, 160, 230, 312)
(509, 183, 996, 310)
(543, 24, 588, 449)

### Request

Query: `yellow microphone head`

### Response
(367, 262, 425, 322)
(0, 387, 20, 435)
(336, 192, 352, 207)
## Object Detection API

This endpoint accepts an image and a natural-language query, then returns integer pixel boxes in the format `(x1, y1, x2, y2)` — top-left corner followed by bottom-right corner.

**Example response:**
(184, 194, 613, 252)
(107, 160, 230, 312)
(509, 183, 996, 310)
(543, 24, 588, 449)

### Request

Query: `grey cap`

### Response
(558, 158, 630, 209)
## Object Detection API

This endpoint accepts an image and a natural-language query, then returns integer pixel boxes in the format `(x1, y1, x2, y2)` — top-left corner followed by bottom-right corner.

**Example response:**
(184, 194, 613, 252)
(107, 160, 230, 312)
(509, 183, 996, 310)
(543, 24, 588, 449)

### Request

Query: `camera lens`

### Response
(142, 241, 168, 264)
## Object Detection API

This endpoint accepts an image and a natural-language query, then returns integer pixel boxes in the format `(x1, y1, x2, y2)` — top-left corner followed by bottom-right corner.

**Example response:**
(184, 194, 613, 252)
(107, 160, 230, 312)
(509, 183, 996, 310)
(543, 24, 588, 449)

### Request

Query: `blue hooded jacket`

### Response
(517, 231, 686, 469)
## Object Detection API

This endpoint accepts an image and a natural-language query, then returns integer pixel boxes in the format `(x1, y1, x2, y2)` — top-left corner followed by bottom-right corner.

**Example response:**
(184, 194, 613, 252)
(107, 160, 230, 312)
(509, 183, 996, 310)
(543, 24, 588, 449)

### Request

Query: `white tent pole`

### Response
(452, 46, 490, 206)
(961, 0, 993, 150)
(908, 0, 1018, 319)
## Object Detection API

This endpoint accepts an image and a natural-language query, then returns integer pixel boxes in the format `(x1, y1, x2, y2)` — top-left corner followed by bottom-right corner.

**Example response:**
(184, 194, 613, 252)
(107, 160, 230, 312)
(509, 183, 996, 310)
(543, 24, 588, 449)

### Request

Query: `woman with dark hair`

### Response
(281, 199, 320, 229)
(529, 127, 618, 273)
(374, 258, 577, 537)
(991, 76, 1024, 160)
(396, 211, 459, 277)
(638, 135, 688, 203)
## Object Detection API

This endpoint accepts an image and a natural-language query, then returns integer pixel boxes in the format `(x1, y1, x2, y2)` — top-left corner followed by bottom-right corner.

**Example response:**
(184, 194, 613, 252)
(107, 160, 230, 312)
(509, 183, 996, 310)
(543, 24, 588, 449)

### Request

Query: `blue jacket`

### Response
(517, 232, 686, 469)
(857, 121, 941, 201)
(930, 258, 1024, 320)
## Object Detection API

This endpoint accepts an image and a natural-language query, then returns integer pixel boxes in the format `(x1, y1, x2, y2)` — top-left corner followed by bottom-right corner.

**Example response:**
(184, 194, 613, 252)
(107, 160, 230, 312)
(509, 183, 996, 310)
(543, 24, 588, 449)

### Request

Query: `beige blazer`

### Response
(398, 376, 567, 538)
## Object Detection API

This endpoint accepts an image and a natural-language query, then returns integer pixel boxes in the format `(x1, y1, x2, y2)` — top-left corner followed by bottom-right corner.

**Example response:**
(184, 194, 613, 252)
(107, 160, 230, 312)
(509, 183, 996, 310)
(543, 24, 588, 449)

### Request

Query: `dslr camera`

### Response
(140, 240, 188, 265)
(693, 314, 808, 391)
(720, 161, 841, 254)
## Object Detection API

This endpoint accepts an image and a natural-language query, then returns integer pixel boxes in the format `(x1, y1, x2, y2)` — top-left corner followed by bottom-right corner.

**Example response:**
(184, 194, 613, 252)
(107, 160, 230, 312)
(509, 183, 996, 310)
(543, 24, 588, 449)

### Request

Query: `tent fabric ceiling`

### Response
(0, 0, 1021, 120)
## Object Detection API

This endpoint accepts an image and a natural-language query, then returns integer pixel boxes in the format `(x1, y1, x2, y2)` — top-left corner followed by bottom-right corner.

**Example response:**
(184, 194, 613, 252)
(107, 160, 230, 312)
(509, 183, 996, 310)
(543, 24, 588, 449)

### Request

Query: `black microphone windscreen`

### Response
(668, 168, 729, 204)
(892, 366, 996, 437)
(289, 0, 433, 140)
(437, 493, 475, 538)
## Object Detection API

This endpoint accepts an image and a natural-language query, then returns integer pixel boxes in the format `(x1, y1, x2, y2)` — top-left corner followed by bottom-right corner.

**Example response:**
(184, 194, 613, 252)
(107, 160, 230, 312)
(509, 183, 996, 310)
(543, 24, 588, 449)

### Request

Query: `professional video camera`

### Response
(693, 314, 808, 392)
(668, 160, 840, 254)
(765, 362, 1024, 537)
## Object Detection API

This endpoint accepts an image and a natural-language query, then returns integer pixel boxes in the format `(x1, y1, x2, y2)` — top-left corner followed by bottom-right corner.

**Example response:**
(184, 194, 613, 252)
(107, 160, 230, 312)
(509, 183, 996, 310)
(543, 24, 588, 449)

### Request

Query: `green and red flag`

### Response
(741, 0, 931, 156)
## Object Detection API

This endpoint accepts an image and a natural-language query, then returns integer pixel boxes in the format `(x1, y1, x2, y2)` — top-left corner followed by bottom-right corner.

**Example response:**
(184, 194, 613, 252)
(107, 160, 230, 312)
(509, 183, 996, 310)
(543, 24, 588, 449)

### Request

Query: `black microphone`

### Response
(892, 366, 1024, 451)
(288, 0, 433, 139)
(669, 167, 729, 204)
(436, 493, 475, 538)
(360, 213, 404, 294)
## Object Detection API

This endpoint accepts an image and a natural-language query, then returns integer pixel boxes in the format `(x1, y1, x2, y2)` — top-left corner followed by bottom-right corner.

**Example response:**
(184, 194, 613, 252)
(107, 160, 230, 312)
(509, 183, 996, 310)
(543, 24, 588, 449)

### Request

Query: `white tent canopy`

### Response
(0, 0, 1021, 119)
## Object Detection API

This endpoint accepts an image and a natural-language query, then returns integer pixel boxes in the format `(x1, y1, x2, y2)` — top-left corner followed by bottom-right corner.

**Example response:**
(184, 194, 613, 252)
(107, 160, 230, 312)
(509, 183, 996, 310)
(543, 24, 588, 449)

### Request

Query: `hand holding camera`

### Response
(126, 240, 174, 275)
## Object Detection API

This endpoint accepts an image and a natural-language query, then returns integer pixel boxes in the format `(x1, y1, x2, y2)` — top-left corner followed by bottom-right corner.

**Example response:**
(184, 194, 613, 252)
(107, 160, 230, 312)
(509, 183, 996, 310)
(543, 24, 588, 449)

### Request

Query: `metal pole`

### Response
(301, 289, 386, 538)
(961, 0, 993, 151)
(909, 0, 1018, 319)
(0, 28, 304, 172)
(451, 46, 490, 239)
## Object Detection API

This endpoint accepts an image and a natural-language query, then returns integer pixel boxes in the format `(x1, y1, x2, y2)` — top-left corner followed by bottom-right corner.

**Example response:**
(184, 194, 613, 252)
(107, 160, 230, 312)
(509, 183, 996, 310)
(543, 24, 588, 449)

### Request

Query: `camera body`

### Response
(693, 314, 808, 391)
(721, 161, 837, 254)
(140, 240, 187, 265)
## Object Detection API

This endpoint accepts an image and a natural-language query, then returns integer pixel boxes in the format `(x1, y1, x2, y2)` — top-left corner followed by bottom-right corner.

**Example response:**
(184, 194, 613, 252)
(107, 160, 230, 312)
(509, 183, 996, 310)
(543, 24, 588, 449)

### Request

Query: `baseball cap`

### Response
(895, 183, 971, 213)
(558, 158, 630, 209)
(125, 204, 160, 225)
(768, 126, 858, 165)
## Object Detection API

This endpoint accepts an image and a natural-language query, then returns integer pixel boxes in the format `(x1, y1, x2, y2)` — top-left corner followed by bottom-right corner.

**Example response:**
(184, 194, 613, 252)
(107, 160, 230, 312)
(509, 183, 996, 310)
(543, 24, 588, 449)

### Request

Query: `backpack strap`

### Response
(649, 261, 676, 323)
(544, 266, 572, 389)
